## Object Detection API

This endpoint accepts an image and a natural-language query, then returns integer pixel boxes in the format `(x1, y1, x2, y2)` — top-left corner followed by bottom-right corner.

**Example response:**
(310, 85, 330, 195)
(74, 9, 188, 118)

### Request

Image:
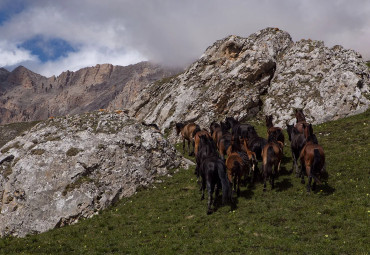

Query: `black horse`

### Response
(225, 117, 254, 139)
(197, 135, 231, 214)
(246, 127, 267, 162)
(286, 122, 306, 176)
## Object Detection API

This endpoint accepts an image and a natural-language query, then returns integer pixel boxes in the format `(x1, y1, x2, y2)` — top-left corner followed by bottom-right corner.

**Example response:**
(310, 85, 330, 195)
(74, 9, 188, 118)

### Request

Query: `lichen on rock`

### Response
(0, 110, 186, 237)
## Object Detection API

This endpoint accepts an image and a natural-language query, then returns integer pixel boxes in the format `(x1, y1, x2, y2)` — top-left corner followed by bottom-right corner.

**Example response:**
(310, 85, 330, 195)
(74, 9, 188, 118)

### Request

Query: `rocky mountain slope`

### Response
(0, 62, 180, 125)
(129, 28, 369, 136)
(0, 110, 188, 237)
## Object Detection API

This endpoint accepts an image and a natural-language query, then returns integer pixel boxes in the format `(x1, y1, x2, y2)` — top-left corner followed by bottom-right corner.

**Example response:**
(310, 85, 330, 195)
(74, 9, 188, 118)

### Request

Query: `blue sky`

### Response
(0, 0, 369, 77)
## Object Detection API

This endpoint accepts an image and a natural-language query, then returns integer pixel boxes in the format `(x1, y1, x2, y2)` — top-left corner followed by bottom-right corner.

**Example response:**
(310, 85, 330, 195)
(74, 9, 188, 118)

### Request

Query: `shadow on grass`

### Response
(275, 178, 293, 192)
(314, 182, 336, 196)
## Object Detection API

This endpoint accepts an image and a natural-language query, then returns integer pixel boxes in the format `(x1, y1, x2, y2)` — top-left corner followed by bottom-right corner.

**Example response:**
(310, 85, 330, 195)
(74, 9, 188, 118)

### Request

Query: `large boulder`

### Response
(129, 28, 293, 140)
(129, 28, 370, 136)
(264, 39, 370, 126)
(0, 110, 186, 237)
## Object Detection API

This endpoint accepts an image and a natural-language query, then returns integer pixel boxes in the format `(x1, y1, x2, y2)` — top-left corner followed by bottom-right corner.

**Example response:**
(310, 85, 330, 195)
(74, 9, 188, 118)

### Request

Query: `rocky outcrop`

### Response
(0, 62, 180, 125)
(0, 110, 187, 237)
(130, 28, 293, 138)
(264, 40, 369, 125)
(129, 28, 369, 135)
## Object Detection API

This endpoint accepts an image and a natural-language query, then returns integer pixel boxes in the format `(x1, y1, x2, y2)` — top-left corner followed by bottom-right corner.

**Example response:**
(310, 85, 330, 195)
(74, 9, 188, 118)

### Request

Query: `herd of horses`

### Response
(175, 109, 328, 214)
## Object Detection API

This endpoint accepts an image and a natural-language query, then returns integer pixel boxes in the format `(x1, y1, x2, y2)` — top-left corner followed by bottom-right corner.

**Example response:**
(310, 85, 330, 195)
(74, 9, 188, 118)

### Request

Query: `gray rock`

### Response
(129, 28, 369, 136)
(0, 110, 187, 237)
(264, 40, 369, 126)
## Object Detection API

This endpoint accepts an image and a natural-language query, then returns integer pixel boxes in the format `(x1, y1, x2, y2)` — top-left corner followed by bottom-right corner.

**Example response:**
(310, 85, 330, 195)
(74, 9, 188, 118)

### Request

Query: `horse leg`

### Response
(201, 177, 206, 200)
(191, 140, 195, 156)
(188, 139, 191, 156)
(307, 175, 312, 193)
(291, 148, 296, 174)
(300, 162, 305, 184)
(262, 164, 267, 192)
(183, 138, 186, 154)
(207, 182, 214, 215)
(237, 176, 240, 197)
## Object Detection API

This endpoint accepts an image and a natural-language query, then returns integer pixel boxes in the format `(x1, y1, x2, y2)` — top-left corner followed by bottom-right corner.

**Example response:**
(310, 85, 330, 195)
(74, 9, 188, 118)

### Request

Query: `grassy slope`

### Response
(0, 110, 369, 254)
(0, 121, 40, 148)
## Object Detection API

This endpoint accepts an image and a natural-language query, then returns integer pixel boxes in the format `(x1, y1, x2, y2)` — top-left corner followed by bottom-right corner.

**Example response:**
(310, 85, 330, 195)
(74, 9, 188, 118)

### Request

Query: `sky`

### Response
(0, 0, 369, 77)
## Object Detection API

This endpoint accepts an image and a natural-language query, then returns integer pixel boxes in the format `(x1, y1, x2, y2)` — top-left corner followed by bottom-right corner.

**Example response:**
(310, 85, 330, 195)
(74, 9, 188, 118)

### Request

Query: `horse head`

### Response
(265, 115, 274, 129)
(175, 122, 184, 136)
(295, 109, 306, 122)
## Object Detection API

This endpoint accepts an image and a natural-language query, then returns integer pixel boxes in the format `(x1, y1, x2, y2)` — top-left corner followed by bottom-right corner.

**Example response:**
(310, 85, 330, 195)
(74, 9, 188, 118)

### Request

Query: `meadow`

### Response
(0, 110, 369, 254)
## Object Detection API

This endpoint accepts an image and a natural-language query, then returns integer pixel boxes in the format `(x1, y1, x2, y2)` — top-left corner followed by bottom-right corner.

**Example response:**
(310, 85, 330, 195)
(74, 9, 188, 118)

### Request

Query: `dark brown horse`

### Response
(194, 129, 211, 156)
(217, 121, 232, 160)
(226, 152, 245, 197)
(240, 137, 259, 182)
(261, 133, 283, 191)
(299, 124, 327, 192)
(294, 109, 308, 133)
(265, 115, 285, 146)
(286, 122, 306, 176)
(175, 122, 199, 156)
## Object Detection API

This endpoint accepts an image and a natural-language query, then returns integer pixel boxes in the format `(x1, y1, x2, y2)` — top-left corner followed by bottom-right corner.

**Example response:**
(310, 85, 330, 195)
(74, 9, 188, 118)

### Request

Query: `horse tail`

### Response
(192, 125, 201, 138)
(218, 161, 231, 204)
(311, 149, 322, 184)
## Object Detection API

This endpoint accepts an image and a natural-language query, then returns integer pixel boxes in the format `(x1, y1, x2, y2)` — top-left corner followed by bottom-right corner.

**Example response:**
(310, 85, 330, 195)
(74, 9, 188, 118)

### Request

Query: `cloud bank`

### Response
(0, 0, 369, 76)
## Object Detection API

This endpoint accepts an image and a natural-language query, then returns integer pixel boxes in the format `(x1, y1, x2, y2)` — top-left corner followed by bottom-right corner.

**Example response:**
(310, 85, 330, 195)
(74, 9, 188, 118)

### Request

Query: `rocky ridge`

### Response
(129, 28, 369, 139)
(0, 110, 187, 237)
(0, 62, 180, 125)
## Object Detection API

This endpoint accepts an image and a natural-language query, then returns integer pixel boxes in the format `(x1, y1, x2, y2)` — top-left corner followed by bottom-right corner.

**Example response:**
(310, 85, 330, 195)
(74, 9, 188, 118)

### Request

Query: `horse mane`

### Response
(192, 125, 201, 138)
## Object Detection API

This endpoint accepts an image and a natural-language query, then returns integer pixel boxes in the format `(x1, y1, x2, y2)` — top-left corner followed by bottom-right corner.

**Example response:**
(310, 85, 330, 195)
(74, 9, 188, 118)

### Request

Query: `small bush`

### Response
(66, 147, 81, 157)
(30, 148, 45, 155)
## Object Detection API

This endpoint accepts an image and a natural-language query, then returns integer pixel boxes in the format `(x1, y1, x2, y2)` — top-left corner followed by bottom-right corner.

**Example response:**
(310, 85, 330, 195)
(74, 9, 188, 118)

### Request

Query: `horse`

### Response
(225, 116, 254, 139)
(246, 127, 267, 161)
(226, 136, 252, 192)
(286, 122, 307, 176)
(217, 121, 232, 159)
(265, 115, 285, 146)
(197, 135, 231, 214)
(210, 122, 223, 144)
(294, 109, 308, 133)
(299, 124, 328, 193)
(261, 133, 283, 191)
(240, 137, 259, 182)
(175, 122, 199, 156)
(226, 152, 244, 197)
(195, 134, 218, 179)
(193, 128, 211, 156)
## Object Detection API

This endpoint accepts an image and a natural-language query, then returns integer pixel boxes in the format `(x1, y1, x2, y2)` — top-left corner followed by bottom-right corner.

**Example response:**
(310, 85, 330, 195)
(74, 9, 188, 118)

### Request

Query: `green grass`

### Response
(0, 110, 369, 254)
(0, 121, 40, 148)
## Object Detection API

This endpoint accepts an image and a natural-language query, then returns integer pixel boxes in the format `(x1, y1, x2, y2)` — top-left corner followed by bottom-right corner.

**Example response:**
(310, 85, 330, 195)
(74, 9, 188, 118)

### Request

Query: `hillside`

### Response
(0, 109, 368, 254)
(0, 62, 181, 125)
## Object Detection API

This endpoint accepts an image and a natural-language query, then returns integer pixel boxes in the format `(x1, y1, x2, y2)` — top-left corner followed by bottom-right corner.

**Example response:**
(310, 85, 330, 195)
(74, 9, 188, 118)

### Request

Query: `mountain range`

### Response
(0, 62, 181, 124)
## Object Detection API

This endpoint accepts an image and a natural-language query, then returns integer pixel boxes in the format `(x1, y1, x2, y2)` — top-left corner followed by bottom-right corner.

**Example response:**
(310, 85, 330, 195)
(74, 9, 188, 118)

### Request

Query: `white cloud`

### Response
(0, 41, 38, 66)
(0, 0, 370, 76)
(33, 46, 146, 77)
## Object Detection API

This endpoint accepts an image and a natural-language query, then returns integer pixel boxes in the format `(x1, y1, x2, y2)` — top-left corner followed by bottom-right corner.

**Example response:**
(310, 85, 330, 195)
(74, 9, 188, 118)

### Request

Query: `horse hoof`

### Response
(263, 188, 266, 192)
(301, 180, 305, 184)
(207, 209, 213, 215)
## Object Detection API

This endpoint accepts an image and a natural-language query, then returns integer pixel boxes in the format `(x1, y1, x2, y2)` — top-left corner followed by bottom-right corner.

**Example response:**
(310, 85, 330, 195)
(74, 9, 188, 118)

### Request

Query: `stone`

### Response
(0, 110, 187, 237)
